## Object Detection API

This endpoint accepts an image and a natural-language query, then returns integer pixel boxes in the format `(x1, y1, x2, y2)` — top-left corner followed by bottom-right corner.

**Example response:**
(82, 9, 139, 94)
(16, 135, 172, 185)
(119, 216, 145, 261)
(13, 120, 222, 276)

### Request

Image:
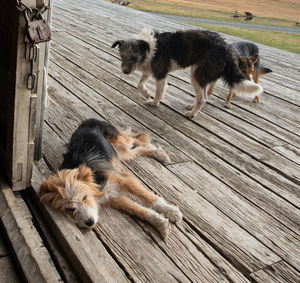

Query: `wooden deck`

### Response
(29, 0, 300, 281)
(0, 231, 21, 282)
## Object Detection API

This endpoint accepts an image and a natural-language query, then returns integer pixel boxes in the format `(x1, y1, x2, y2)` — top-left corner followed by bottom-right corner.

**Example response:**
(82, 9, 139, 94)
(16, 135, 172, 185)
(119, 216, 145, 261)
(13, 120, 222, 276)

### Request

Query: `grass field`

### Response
(186, 22, 300, 54)
(129, 0, 300, 28)
(124, 0, 300, 53)
(144, 0, 300, 21)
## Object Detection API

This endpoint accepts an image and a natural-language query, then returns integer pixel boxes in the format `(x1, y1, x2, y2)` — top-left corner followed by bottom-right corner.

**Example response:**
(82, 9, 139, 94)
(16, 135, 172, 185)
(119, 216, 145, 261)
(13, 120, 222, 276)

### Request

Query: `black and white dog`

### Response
(112, 29, 263, 118)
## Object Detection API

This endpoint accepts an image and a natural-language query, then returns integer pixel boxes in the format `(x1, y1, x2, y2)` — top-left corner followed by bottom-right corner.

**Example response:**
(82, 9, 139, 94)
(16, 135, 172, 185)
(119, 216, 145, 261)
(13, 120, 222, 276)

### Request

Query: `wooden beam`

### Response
(34, 0, 53, 161)
(0, 175, 62, 282)
(1, 0, 52, 190)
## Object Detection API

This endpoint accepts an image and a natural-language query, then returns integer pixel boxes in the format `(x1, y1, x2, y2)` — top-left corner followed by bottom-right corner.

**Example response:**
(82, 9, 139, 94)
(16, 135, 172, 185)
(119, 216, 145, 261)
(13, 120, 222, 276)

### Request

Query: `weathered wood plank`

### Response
(22, 188, 80, 283)
(53, 0, 300, 101)
(48, 31, 300, 182)
(52, 7, 299, 114)
(42, 101, 281, 275)
(46, 63, 188, 164)
(41, 127, 223, 283)
(38, 1, 300, 281)
(50, 27, 300, 152)
(94, 207, 229, 283)
(34, 0, 53, 161)
(167, 161, 300, 270)
(0, 257, 21, 283)
(0, 233, 8, 257)
(0, 176, 62, 282)
(48, 40, 300, 210)
(249, 261, 300, 283)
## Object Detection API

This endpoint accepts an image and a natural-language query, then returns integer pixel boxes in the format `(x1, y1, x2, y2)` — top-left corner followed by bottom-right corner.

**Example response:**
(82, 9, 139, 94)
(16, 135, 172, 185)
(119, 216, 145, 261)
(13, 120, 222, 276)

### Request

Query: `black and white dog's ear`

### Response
(138, 40, 150, 53)
(111, 40, 124, 49)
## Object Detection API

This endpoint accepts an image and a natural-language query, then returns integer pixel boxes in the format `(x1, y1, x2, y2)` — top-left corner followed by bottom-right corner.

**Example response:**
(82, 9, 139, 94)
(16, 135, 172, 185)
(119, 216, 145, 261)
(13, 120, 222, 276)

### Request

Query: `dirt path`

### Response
(151, 13, 300, 34)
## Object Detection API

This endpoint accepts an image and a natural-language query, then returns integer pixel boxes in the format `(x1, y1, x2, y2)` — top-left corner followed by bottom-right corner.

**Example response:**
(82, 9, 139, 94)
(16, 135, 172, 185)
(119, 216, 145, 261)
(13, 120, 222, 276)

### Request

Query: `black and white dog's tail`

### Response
(222, 53, 263, 98)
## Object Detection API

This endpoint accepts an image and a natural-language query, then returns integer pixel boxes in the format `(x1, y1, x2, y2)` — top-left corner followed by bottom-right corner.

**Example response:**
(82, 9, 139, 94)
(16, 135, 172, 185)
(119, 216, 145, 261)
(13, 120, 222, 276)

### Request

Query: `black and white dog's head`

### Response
(112, 29, 157, 74)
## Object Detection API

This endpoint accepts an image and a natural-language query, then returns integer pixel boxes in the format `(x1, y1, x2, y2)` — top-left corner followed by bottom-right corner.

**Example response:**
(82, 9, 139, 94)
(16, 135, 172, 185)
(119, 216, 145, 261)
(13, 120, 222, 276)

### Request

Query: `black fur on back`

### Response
(151, 30, 244, 87)
(60, 119, 119, 185)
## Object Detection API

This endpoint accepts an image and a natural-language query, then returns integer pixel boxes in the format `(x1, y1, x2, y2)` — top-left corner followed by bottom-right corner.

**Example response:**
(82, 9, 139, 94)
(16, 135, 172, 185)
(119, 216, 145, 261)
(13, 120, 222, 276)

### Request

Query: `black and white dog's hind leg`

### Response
(185, 66, 208, 118)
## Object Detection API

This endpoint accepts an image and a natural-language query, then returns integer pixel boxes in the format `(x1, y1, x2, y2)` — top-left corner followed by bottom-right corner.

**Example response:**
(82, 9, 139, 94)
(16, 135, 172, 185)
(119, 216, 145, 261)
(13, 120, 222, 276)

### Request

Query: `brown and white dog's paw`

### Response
(146, 211, 171, 239)
(164, 205, 182, 223)
(155, 146, 171, 163)
(152, 197, 182, 223)
(157, 217, 171, 239)
(253, 95, 261, 103)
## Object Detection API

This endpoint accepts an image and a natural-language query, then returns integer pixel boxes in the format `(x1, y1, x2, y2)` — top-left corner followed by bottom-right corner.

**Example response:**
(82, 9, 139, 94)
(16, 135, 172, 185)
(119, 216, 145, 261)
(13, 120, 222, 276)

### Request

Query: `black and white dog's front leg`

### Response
(137, 73, 151, 99)
(185, 84, 207, 118)
(146, 78, 166, 106)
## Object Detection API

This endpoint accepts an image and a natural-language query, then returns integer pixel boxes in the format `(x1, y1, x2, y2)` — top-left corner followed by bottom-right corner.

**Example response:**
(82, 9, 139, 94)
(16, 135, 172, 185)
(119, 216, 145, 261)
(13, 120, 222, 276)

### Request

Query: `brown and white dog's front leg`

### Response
(107, 194, 171, 239)
(146, 78, 166, 106)
(111, 172, 182, 223)
(137, 73, 151, 99)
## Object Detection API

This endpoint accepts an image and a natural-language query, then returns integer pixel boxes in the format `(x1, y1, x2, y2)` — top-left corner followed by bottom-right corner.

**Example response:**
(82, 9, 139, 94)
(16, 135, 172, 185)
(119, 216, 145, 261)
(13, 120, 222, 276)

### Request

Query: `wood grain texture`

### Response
(249, 261, 300, 283)
(0, 257, 21, 283)
(29, 0, 300, 281)
(42, 107, 250, 282)
(0, 176, 62, 282)
(47, 30, 300, 204)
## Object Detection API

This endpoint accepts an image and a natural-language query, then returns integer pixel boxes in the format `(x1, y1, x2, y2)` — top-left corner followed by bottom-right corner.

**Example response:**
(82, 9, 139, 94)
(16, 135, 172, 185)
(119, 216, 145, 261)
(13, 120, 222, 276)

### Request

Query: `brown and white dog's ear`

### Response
(249, 53, 259, 64)
(77, 165, 94, 183)
(111, 40, 124, 49)
(39, 175, 62, 206)
(92, 190, 105, 199)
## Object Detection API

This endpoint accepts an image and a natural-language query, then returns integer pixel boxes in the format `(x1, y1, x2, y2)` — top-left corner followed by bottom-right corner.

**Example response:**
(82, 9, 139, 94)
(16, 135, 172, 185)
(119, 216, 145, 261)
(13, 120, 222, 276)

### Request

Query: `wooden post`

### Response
(34, 0, 52, 161)
(0, 0, 51, 190)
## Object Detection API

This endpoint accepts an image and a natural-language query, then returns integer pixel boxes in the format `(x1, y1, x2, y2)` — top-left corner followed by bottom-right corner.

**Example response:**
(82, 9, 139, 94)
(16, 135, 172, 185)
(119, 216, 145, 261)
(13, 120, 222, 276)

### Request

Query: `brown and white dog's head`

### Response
(236, 54, 259, 80)
(112, 28, 156, 74)
(40, 165, 104, 229)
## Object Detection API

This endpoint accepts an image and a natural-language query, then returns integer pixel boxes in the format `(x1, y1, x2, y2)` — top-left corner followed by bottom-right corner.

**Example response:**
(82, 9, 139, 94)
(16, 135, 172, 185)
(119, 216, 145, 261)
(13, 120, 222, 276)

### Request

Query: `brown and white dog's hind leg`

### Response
(126, 130, 170, 163)
(137, 73, 151, 99)
(107, 194, 171, 239)
(132, 143, 170, 163)
(146, 78, 166, 106)
(110, 172, 182, 223)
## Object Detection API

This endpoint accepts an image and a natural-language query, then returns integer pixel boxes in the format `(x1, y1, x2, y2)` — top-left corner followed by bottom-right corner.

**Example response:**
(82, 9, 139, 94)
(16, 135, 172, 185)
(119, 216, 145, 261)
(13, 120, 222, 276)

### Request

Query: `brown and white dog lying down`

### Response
(112, 29, 263, 118)
(40, 119, 182, 239)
